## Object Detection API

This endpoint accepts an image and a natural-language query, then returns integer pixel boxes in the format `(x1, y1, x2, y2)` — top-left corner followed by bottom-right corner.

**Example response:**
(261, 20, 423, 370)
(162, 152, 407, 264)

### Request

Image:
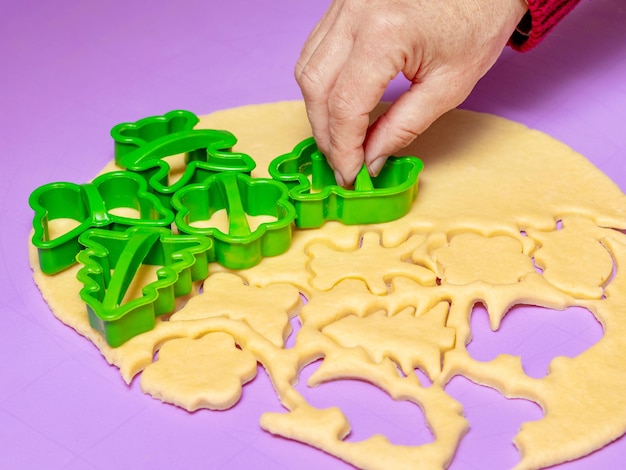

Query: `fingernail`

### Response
(334, 170, 345, 187)
(367, 157, 386, 177)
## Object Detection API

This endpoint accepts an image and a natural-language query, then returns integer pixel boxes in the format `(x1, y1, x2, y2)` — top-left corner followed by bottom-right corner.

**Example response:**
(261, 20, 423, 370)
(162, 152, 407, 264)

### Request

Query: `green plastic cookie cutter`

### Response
(29, 171, 175, 275)
(76, 226, 213, 347)
(111, 110, 256, 208)
(172, 171, 296, 269)
(268, 137, 424, 228)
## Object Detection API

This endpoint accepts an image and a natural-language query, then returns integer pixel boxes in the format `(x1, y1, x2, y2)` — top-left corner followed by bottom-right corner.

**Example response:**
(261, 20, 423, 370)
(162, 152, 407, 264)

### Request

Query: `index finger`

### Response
(296, 0, 346, 77)
(326, 36, 403, 185)
(296, 13, 355, 166)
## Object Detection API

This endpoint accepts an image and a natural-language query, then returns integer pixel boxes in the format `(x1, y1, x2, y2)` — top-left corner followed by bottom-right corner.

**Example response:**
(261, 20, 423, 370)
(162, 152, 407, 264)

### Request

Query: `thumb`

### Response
(364, 76, 468, 175)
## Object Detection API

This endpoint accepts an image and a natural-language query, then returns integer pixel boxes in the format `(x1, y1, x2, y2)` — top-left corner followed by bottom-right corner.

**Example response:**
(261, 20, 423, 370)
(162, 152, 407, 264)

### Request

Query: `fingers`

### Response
(364, 73, 470, 175)
(296, 0, 397, 186)
(324, 56, 392, 185)
(322, 21, 406, 185)
(296, 0, 345, 73)
(295, 1, 354, 162)
(296, 0, 526, 185)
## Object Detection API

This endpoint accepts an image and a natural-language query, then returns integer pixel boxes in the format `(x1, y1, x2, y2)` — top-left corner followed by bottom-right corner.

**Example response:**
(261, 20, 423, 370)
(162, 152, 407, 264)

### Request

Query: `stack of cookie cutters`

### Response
(112, 109, 296, 269)
(29, 109, 424, 347)
(111, 109, 257, 209)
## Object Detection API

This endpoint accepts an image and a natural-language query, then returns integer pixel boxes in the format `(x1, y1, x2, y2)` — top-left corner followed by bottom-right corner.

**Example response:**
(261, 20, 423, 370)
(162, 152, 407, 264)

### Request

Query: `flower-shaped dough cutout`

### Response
(141, 332, 257, 411)
(308, 232, 436, 294)
(432, 233, 535, 285)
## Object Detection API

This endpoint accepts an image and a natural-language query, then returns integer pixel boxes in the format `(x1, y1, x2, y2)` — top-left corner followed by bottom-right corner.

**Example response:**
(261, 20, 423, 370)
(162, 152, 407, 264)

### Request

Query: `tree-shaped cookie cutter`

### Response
(76, 226, 213, 347)
(172, 171, 296, 270)
(29, 171, 175, 275)
(111, 110, 256, 209)
(268, 137, 424, 228)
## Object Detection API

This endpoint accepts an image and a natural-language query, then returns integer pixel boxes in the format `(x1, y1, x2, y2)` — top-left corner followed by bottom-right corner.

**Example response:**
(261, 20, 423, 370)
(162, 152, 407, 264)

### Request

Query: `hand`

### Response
(295, 0, 528, 186)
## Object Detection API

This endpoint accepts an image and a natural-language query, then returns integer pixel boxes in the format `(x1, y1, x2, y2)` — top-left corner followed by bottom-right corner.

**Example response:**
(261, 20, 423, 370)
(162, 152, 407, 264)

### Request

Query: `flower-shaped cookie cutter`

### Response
(111, 110, 256, 208)
(268, 137, 424, 228)
(29, 171, 175, 275)
(77, 226, 213, 347)
(172, 171, 296, 269)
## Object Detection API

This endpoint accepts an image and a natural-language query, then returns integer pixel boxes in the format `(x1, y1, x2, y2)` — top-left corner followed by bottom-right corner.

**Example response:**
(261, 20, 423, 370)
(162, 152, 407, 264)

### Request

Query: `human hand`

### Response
(295, 0, 528, 186)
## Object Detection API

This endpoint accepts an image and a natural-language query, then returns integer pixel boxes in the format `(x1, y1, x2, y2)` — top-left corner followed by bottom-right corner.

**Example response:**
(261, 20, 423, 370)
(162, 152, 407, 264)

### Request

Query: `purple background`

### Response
(2, 0, 625, 468)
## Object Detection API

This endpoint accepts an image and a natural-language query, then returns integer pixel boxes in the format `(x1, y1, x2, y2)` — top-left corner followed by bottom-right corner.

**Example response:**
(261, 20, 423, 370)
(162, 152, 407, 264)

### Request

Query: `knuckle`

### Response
(388, 125, 419, 150)
(328, 90, 354, 121)
(362, 6, 404, 37)
(293, 61, 304, 80)
(295, 66, 324, 93)
(377, 113, 420, 149)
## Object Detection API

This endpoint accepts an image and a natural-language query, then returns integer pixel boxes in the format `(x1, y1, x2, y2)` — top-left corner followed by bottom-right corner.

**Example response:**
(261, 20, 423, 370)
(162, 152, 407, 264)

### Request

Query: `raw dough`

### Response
(30, 101, 626, 469)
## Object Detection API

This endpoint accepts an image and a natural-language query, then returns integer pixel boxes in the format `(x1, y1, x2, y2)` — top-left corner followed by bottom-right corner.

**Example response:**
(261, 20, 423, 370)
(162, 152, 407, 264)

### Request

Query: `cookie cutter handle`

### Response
(112, 110, 200, 166)
(219, 172, 252, 237)
(101, 229, 161, 312)
(81, 182, 110, 226)
(309, 147, 373, 192)
(354, 165, 374, 192)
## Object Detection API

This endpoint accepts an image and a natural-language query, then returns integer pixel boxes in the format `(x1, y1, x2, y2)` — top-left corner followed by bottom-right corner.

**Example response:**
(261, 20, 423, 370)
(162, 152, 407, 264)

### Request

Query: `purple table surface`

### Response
(2, 1, 625, 468)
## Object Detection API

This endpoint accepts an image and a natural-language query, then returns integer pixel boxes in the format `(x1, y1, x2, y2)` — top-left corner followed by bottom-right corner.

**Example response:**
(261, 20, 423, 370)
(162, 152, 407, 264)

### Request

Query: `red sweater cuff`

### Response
(509, 0, 581, 51)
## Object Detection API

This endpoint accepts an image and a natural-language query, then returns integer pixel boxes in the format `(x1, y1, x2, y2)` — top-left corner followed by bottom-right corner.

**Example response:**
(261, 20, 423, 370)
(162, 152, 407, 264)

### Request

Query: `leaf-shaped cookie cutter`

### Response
(111, 110, 256, 208)
(268, 137, 424, 228)
(76, 226, 213, 347)
(172, 172, 296, 269)
(29, 171, 175, 275)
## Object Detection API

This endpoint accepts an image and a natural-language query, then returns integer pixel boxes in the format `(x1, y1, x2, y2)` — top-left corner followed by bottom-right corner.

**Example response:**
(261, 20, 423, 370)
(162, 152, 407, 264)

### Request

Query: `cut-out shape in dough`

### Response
(170, 272, 301, 347)
(308, 232, 436, 294)
(141, 332, 258, 411)
(322, 304, 455, 380)
(432, 233, 535, 285)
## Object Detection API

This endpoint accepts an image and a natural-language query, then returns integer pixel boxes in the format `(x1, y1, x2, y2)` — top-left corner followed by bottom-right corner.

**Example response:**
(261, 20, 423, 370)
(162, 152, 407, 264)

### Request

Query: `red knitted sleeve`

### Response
(509, 0, 582, 51)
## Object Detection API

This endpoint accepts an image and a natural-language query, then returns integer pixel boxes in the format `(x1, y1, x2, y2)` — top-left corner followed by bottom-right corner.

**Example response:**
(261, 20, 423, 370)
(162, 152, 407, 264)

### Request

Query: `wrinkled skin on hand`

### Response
(295, 0, 528, 186)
